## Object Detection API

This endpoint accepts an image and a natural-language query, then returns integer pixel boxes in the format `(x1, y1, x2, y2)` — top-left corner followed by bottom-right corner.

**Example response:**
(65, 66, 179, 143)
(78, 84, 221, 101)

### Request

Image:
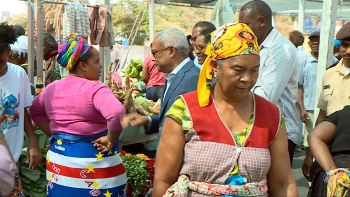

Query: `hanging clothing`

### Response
(89, 5, 115, 47)
(164, 91, 284, 196)
(89, 7, 98, 45)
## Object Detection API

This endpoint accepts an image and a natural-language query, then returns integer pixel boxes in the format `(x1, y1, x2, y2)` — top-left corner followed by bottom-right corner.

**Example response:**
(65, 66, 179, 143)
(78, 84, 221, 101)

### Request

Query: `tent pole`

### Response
(313, 0, 338, 126)
(36, 0, 44, 82)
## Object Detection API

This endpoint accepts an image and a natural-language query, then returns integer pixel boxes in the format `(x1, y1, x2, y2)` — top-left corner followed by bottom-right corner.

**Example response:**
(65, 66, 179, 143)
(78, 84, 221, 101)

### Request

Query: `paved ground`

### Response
(292, 150, 309, 196)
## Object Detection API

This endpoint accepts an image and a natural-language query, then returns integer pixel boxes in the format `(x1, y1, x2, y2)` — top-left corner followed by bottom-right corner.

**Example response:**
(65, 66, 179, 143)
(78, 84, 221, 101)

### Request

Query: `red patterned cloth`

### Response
(166, 91, 281, 196)
(164, 175, 267, 196)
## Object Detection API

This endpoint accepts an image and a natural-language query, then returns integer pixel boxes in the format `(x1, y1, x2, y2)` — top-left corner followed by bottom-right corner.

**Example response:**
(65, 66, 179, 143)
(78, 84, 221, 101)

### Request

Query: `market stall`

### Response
(18, 1, 158, 196)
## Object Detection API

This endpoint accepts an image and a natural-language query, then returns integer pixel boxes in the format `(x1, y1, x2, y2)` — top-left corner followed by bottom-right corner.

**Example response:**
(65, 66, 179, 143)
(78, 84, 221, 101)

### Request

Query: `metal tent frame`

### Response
(18, 0, 110, 83)
(148, 0, 344, 126)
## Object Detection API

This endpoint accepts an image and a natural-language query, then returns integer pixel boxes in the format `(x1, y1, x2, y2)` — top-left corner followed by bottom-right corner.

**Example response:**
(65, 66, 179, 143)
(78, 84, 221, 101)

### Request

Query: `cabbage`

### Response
(134, 96, 149, 109)
(133, 82, 146, 93)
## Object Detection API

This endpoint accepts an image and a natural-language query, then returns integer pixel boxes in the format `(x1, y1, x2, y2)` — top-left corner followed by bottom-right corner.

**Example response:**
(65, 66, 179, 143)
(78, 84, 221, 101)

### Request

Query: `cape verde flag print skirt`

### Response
(46, 131, 127, 197)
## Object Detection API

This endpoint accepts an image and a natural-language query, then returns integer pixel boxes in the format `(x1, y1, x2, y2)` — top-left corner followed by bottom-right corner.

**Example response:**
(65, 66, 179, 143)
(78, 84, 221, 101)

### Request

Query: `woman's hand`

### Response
(300, 109, 310, 123)
(27, 139, 42, 170)
(92, 136, 114, 153)
(302, 154, 313, 181)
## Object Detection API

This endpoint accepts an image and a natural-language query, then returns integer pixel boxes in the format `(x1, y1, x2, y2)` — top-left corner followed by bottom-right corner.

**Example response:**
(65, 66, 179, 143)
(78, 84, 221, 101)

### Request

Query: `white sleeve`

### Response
(253, 44, 297, 104)
(22, 71, 33, 108)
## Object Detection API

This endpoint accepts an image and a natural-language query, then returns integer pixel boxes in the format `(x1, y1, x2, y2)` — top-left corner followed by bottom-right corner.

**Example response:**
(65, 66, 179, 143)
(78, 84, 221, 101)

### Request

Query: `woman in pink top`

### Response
(142, 54, 166, 102)
(30, 34, 127, 197)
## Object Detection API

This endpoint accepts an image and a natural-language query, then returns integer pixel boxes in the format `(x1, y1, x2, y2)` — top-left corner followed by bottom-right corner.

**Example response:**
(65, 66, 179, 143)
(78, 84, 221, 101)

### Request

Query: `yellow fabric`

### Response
(166, 98, 193, 131)
(197, 23, 260, 107)
(324, 168, 350, 197)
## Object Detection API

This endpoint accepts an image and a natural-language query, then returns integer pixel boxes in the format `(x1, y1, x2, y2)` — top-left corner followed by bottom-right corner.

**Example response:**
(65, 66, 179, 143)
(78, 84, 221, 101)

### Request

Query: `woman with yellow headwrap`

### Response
(153, 23, 298, 197)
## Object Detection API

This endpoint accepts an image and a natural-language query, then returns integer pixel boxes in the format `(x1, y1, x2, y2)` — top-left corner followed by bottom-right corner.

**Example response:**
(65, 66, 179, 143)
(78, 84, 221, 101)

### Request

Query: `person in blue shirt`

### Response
(334, 39, 342, 60)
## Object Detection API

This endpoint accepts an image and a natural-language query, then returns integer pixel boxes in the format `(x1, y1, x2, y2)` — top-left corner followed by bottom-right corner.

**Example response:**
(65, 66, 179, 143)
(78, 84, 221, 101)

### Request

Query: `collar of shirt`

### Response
(333, 59, 347, 76)
(308, 53, 318, 63)
(194, 56, 202, 69)
(343, 64, 350, 75)
(165, 57, 190, 82)
(259, 28, 278, 49)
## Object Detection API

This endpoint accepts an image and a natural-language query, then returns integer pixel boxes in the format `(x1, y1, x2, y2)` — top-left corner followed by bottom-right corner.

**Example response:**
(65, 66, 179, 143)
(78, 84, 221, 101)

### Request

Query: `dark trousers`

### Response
(288, 139, 296, 166)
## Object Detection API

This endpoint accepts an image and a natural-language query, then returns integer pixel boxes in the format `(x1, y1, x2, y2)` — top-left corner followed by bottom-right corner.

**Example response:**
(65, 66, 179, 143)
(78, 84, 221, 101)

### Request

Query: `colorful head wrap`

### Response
(323, 168, 350, 197)
(197, 23, 260, 107)
(57, 33, 91, 70)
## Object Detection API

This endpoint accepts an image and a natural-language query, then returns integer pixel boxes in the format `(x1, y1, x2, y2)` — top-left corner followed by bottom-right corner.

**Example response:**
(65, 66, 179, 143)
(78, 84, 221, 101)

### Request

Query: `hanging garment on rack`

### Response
(96, 5, 107, 46)
(88, 5, 115, 47)
(99, 5, 115, 47)
(89, 6, 99, 45)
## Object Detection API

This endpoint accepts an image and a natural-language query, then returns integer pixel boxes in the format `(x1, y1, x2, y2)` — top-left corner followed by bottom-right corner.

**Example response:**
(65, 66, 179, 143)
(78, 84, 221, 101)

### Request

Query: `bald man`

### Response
(239, 0, 300, 166)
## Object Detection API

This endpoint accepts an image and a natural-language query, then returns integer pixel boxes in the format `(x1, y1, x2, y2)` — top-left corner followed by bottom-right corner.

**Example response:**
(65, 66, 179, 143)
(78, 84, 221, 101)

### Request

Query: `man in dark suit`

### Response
(121, 28, 200, 150)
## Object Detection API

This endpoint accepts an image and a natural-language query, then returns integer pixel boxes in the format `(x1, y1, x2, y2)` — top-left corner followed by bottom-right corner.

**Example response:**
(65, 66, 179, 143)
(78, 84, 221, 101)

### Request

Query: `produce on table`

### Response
(120, 151, 151, 197)
(134, 97, 160, 116)
(19, 148, 47, 197)
(106, 60, 161, 116)
(123, 77, 137, 114)
(133, 81, 146, 93)
(123, 58, 143, 81)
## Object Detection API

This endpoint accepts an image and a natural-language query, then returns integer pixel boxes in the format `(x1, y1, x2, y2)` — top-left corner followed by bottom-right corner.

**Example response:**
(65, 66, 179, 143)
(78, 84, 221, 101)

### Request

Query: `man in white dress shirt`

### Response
(239, 0, 300, 165)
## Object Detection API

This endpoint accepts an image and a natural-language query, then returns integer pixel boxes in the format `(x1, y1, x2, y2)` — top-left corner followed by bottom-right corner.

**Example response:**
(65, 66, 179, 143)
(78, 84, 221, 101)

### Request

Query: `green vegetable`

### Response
(121, 155, 150, 197)
(133, 81, 146, 93)
(134, 96, 148, 109)
(19, 147, 47, 197)
(125, 58, 143, 78)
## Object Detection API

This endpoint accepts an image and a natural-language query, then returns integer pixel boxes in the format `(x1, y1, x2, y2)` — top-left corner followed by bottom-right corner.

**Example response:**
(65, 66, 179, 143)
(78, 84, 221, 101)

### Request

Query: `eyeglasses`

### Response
(193, 44, 206, 52)
(190, 37, 197, 45)
(151, 47, 170, 58)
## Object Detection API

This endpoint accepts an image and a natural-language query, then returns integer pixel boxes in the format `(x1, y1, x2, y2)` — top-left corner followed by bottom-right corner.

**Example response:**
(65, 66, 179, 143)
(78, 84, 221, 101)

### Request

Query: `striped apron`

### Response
(46, 131, 127, 197)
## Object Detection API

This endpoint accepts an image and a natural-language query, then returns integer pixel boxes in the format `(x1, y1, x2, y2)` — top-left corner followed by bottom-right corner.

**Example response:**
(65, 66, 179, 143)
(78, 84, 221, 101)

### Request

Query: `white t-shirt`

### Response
(110, 47, 121, 62)
(0, 63, 32, 162)
(343, 65, 350, 75)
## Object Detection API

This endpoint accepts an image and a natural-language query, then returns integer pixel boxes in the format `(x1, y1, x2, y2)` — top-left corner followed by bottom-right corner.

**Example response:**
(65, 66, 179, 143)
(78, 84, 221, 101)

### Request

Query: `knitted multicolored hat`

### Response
(57, 33, 91, 70)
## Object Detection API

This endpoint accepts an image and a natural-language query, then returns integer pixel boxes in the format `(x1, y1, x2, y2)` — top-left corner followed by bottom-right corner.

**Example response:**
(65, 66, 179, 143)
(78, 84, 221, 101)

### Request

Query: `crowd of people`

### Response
(1, 0, 350, 196)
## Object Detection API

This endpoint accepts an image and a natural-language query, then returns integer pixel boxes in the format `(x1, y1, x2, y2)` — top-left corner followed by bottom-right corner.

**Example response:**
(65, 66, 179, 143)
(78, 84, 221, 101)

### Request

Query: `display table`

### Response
(119, 126, 158, 151)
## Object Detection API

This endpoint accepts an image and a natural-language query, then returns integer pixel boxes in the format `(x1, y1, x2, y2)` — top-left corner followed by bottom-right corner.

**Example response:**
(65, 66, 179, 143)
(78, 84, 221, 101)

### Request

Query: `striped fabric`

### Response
(46, 137, 127, 197)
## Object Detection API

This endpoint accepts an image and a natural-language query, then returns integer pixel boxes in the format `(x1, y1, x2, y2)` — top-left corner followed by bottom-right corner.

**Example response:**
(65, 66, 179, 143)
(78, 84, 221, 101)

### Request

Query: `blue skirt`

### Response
(46, 131, 127, 197)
